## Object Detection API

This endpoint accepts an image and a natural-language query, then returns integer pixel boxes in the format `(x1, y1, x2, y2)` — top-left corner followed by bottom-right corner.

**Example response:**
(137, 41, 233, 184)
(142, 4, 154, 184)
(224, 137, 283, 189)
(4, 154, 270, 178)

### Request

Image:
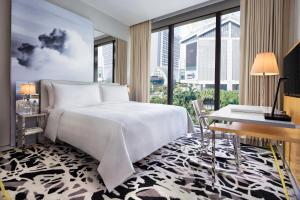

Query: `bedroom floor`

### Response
(0, 134, 295, 200)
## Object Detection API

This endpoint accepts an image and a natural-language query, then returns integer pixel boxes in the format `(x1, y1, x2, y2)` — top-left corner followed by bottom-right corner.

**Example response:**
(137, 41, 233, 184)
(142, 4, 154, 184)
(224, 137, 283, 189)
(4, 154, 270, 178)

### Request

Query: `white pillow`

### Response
(46, 83, 55, 109)
(53, 83, 101, 108)
(100, 85, 129, 102)
(46, 81, 98, 109)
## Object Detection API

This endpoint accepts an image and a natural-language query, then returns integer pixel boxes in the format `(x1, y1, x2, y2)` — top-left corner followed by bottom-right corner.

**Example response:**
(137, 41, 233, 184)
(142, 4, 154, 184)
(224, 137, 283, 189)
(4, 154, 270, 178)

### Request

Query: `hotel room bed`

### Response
(41, 80, 194, 192)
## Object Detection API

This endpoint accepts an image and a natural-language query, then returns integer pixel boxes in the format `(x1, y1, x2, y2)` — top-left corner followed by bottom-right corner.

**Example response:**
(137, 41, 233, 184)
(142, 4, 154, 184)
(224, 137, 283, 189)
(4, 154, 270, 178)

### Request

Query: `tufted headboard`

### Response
(40, 79, 93, 113)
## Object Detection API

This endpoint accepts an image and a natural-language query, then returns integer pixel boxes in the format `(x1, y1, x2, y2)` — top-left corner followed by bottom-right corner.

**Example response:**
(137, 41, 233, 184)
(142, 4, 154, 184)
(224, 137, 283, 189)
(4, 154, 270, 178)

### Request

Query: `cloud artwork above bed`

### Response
(11, 0, 94, 82)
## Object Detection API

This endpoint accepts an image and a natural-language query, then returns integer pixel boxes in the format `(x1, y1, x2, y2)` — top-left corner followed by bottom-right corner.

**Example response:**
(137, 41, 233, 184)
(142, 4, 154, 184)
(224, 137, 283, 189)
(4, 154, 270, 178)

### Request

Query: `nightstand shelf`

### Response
(23, 127, 44, 135)
(16, 112, 47, 147)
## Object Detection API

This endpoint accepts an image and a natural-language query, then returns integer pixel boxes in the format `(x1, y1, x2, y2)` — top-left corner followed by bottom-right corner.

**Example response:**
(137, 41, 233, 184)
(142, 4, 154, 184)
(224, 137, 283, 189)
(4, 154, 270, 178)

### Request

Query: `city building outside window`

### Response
(96, 42, 114, 83)
(150, 29, 169, 104)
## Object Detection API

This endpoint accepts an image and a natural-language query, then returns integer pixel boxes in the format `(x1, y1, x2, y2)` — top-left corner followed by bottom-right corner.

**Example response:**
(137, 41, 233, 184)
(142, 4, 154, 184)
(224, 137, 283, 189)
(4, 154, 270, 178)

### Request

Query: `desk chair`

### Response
(192, 99, 235, 158)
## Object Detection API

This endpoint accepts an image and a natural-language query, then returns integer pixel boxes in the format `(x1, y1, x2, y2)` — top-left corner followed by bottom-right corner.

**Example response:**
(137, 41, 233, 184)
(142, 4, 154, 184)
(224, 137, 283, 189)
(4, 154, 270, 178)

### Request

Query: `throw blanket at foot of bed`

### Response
(45, 101, 194, 192)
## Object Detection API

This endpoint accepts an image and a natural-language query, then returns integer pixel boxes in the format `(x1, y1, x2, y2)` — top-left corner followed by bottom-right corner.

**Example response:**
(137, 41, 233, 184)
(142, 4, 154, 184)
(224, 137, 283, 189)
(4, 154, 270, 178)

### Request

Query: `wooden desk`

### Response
(208, 104, 300, 198)
(209, 122, 300, 200)
(284, 96, 300, 189)
(210, 122, 300, 143)
(208, 104, 297, 128)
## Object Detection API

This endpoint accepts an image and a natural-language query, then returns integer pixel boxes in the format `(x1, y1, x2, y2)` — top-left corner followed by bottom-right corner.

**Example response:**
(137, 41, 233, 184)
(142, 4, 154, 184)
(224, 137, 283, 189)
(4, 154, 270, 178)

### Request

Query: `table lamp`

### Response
(19, 83, 36, 114)
(251, 52, 291, 121)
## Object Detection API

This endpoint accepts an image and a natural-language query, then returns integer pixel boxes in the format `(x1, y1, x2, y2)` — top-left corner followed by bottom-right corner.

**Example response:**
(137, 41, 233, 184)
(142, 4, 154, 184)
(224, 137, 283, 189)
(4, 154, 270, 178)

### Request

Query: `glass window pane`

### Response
(173, 17, 216, 122)
(150, 29, 168, 104)
(97, 43, 113, 83)
(220, 11, 240, 108)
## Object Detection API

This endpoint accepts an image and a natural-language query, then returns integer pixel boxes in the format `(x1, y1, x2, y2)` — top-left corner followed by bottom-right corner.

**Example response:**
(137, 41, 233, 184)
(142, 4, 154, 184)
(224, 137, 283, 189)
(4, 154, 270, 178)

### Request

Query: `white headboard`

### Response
(40, 79, 93, 113)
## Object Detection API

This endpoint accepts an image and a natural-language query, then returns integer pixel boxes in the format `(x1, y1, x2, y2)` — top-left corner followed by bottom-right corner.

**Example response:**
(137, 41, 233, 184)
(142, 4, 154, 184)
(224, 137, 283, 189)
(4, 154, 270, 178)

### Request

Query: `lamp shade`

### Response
(19, 83, 36, 95)
(250, 52, 279, 76)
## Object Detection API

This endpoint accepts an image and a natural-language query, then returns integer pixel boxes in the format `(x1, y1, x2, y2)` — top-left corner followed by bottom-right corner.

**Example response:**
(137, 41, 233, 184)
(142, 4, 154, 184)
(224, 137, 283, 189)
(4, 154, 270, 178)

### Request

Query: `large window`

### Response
(150, 9, 240, 121)
(150, 29, 169, 104)
(220, 11, 240, 108)
(173, 17, 216, 113)
(95, 42, 114, 83)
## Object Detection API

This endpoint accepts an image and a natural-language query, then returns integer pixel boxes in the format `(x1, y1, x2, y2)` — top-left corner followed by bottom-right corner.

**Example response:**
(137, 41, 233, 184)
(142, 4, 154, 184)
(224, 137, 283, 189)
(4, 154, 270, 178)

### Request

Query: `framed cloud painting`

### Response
(11, 0, 94, 82)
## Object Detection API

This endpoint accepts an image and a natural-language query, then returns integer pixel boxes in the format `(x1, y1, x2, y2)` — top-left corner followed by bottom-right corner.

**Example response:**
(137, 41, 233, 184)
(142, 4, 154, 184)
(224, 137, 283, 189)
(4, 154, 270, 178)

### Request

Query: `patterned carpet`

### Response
(0, 134, 296, 200)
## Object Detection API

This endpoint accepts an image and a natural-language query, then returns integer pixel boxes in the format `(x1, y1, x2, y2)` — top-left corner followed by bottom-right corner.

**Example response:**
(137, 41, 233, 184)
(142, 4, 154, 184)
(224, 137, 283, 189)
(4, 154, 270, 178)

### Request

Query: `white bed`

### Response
(41, 80, 194, 192)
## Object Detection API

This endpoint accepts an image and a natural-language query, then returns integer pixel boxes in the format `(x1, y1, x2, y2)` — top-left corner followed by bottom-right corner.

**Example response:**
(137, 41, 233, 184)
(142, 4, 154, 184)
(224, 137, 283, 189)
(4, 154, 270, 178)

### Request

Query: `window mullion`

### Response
(167, 25, 174, 105)
(214, 12, 221, 110)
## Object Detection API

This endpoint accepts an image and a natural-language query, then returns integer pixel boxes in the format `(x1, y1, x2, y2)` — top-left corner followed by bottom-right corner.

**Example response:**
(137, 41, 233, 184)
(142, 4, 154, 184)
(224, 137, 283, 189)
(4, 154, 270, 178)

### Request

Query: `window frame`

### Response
(151, 6, 240, 110)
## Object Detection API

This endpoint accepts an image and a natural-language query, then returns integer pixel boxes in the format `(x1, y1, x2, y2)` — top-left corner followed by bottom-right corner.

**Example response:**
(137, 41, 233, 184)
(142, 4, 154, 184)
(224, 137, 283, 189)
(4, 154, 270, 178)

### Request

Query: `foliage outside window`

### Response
(150, 83, 238, 122)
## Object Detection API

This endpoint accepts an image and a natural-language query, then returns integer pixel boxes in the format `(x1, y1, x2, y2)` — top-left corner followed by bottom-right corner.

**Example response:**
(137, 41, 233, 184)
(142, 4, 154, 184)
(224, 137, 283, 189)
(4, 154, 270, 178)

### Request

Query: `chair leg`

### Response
(211, 130, 216, 190)
(195, 119, 203, 158)
(199, 121, 204, 148)
(202, 118, 211, 151)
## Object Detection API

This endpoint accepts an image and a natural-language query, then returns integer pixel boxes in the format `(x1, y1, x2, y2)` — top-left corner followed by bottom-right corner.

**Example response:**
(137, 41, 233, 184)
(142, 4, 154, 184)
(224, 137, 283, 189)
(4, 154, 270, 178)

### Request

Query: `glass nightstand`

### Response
(16, 112, 47, 147)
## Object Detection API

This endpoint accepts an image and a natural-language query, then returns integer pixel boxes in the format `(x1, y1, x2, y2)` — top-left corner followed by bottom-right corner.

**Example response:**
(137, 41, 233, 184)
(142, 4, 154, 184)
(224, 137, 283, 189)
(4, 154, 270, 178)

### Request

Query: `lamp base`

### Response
(264, 113, 292, 121)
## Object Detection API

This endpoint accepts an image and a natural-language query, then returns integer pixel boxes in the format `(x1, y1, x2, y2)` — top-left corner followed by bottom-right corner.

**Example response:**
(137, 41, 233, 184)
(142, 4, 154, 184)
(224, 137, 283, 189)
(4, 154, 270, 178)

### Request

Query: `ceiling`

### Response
(80, 0, 218, 26)
(94, 29, 106, 39)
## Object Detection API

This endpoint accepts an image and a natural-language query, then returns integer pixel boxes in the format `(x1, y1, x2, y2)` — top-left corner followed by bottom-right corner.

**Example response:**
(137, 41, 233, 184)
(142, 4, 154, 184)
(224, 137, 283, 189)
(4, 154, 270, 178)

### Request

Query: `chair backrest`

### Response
(192, 100, 200, 117)
(192, 99, 210, 129)
(192, 99, 206, 117)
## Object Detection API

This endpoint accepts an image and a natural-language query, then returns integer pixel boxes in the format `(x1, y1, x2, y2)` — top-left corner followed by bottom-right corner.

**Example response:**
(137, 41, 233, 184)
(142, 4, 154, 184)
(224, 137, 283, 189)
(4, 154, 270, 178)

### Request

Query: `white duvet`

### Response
(45, 101, 194, 192)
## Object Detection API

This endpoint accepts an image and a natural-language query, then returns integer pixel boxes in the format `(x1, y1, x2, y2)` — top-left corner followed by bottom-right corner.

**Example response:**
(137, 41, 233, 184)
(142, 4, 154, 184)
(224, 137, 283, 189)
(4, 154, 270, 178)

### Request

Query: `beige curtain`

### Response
(129, 21, 151, 102)
(240, 0, 291, 108)
(114, 39, 128, 85)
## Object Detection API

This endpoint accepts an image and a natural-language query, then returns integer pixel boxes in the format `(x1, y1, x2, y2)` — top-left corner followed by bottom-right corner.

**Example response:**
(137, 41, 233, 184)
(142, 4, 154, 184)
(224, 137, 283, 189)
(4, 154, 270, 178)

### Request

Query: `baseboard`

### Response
(0, 145, 13, 152)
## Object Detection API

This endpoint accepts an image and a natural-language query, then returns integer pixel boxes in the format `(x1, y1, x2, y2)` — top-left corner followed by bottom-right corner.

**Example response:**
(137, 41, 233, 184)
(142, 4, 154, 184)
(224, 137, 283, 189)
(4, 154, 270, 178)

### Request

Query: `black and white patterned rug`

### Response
(0, 134, 295, 200)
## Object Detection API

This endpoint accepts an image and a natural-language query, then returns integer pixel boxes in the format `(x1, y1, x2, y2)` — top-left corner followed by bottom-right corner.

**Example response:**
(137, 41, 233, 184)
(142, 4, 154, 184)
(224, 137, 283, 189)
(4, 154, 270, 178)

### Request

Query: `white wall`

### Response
(47, 0, 130, 41)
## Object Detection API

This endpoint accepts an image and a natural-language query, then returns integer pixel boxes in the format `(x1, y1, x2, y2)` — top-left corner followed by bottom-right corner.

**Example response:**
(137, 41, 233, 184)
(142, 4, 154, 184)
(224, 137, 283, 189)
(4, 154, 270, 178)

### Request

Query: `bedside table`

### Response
(16, 113, 47, 147)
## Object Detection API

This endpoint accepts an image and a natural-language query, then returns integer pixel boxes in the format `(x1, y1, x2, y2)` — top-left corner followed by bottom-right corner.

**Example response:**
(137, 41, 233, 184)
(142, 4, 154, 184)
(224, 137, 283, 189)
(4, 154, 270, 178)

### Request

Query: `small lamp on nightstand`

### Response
(19, 83, 36, 114)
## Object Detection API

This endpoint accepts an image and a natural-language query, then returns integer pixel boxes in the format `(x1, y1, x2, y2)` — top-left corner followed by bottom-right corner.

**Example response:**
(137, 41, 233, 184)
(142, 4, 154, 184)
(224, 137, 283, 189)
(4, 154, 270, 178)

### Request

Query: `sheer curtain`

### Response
(129, 21, 151, 102)
(239, 0, 292, 107)
(115, 39, 128, 85)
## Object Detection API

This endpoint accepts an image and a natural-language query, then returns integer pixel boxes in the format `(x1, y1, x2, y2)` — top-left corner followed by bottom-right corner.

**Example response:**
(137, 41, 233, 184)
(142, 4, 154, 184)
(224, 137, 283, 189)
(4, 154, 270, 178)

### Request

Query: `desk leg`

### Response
(282, 141, 286, 169)
(211, 130, 216, 190)
(234, 135, 241, 173)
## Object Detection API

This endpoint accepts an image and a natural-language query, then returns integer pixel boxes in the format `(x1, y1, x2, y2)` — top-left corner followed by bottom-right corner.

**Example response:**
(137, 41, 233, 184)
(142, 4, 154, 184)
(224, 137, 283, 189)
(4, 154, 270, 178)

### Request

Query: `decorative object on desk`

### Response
(264, 78, 291, 121)
(251, 52, 279, 106)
